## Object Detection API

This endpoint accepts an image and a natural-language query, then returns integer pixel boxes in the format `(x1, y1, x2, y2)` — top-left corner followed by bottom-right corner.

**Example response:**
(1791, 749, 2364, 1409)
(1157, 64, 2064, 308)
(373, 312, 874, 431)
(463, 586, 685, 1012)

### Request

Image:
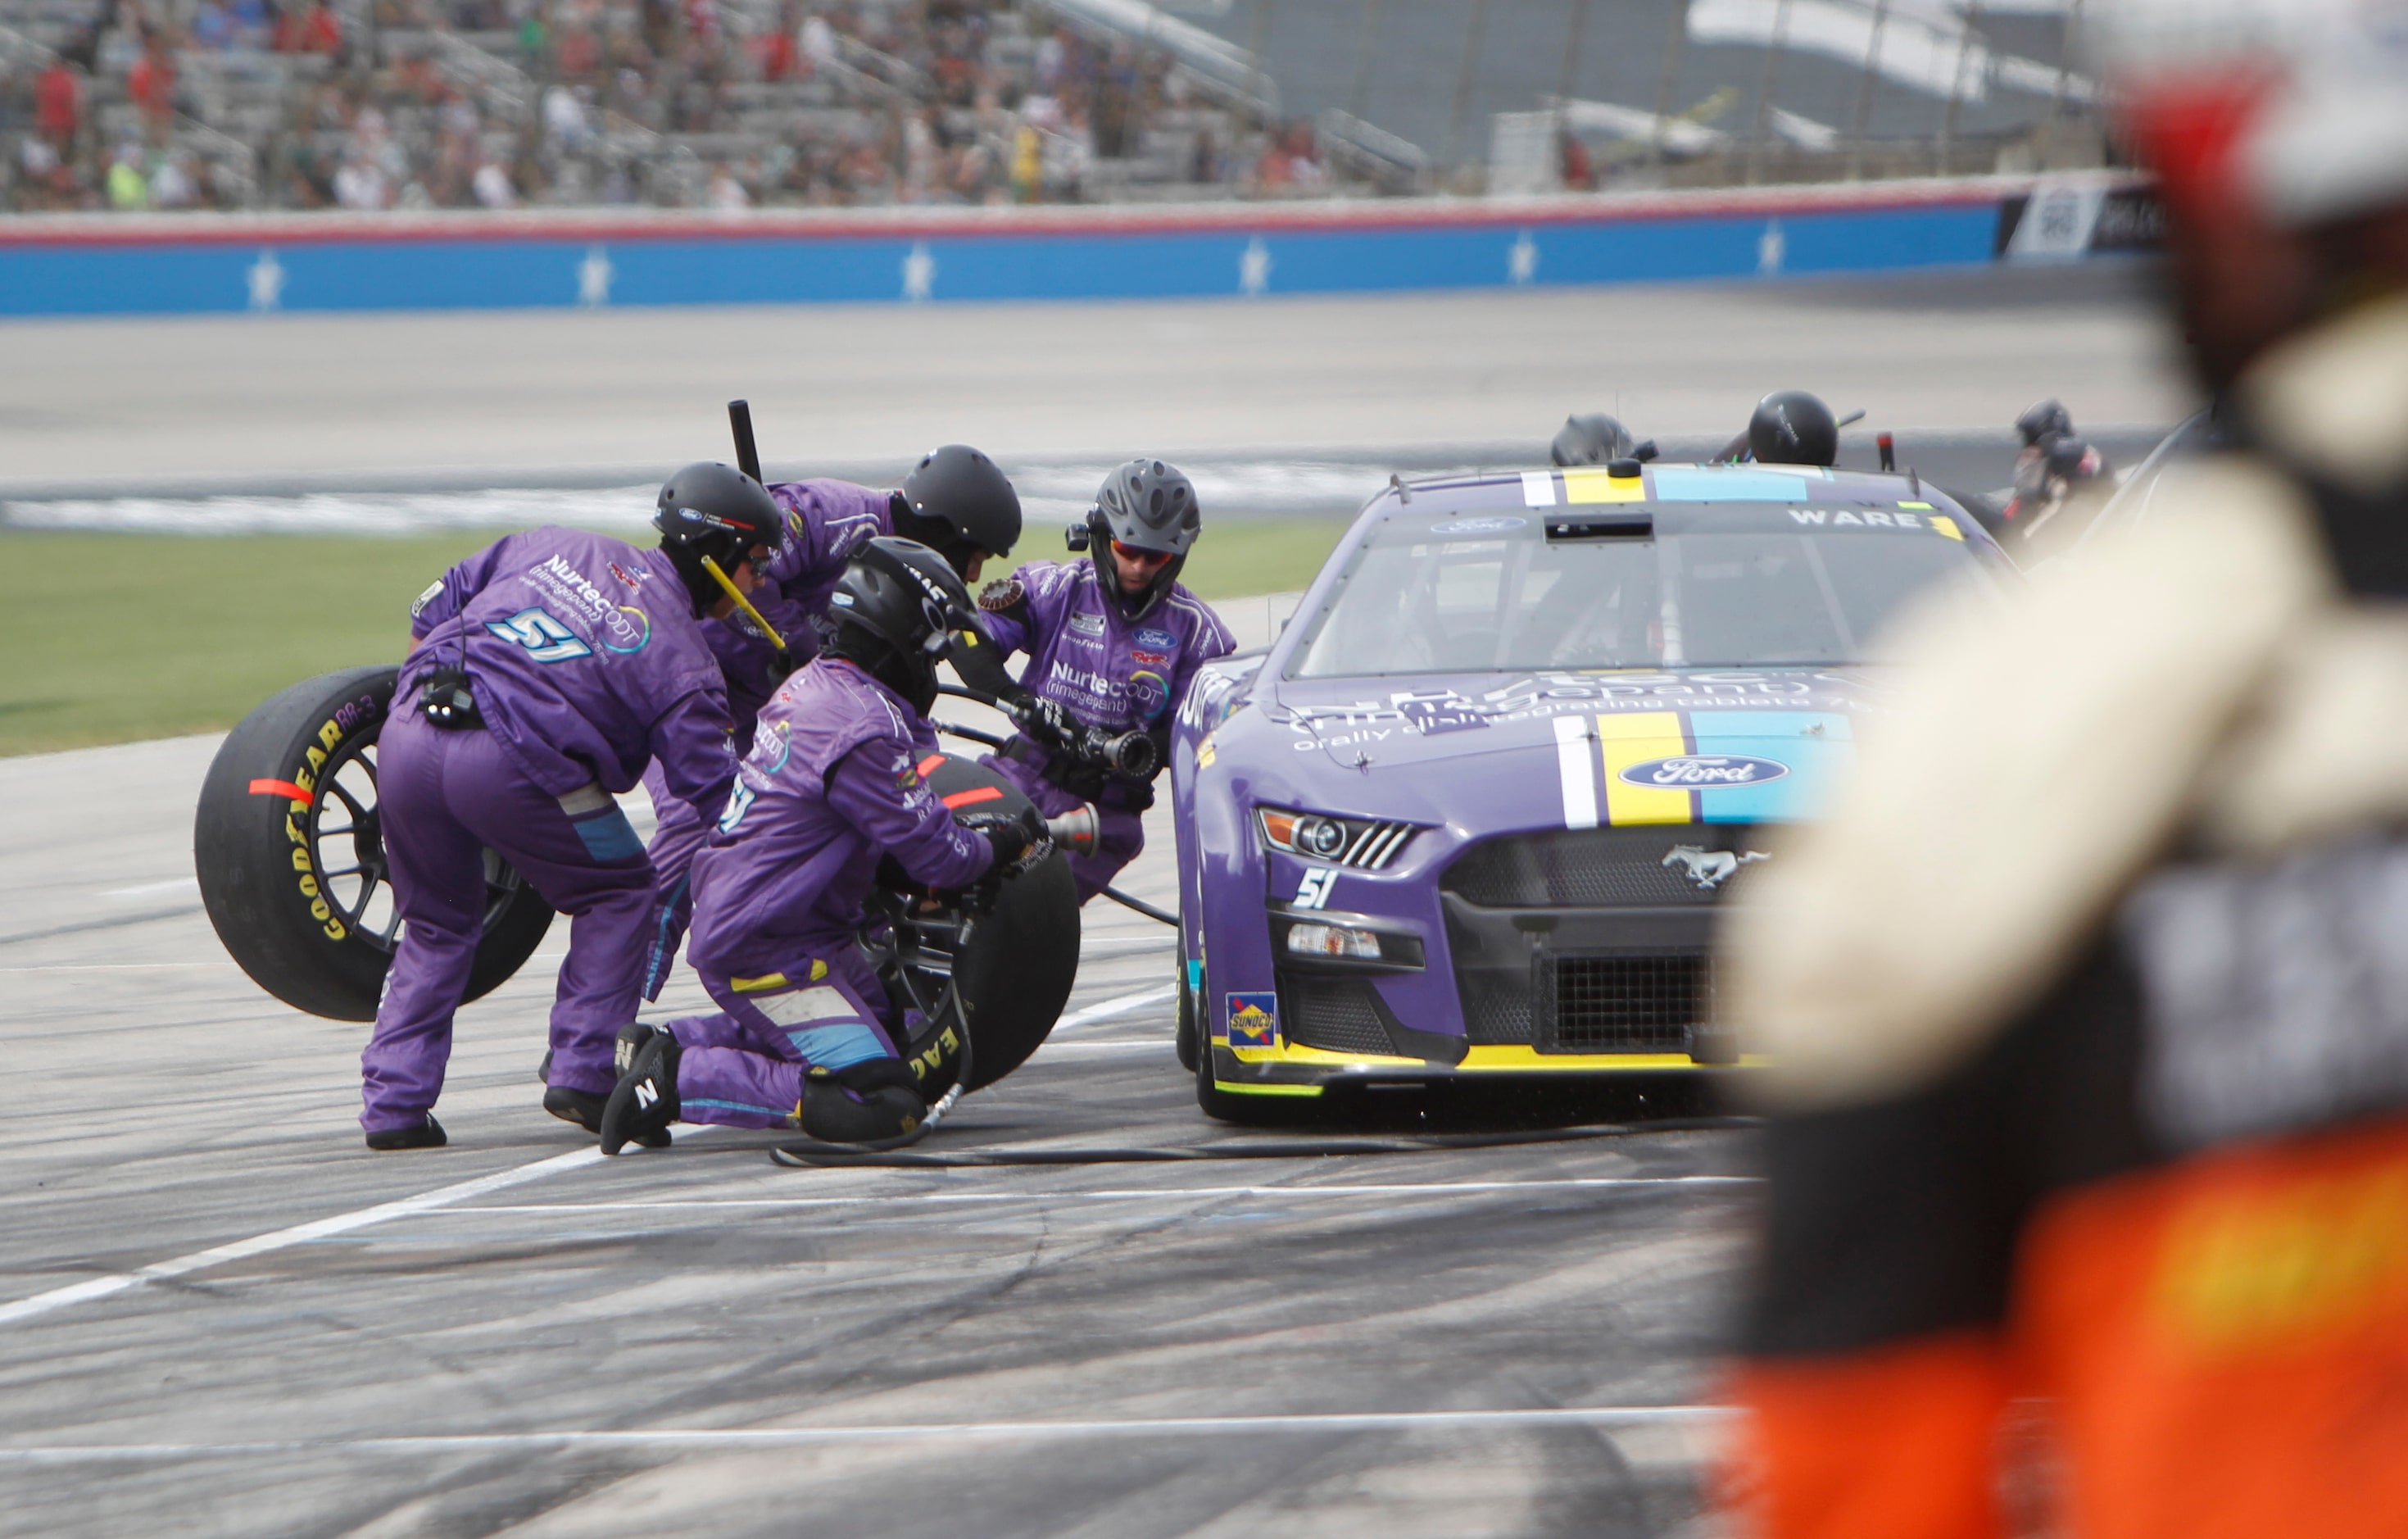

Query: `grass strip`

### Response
(0, 520, 1345, 756)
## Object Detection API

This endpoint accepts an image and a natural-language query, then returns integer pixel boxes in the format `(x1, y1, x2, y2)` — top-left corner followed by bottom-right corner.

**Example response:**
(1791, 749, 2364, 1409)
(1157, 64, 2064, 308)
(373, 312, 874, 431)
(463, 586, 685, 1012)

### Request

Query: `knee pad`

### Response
(800, 1066, 929, 1145)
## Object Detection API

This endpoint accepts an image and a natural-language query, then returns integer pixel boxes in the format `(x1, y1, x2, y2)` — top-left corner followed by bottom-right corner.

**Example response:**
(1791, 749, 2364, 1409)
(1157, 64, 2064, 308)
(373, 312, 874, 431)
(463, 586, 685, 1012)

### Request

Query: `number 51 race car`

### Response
(1168, 460, 2011, 1119)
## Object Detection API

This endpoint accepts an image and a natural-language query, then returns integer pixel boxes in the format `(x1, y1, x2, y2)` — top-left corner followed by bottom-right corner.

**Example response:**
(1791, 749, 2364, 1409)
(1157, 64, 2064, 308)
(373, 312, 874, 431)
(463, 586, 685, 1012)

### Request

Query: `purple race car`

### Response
(1168, 461, 2011, 1119)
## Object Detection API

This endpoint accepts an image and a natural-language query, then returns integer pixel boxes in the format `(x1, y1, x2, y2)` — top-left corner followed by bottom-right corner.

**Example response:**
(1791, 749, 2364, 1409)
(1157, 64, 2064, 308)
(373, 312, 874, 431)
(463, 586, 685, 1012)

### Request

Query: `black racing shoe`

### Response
(614, 1021, 664, 1078)
(600, 1028, 682, 1155)
(365, 1113, 447, 1151)
(544, 1083, 669, 1148)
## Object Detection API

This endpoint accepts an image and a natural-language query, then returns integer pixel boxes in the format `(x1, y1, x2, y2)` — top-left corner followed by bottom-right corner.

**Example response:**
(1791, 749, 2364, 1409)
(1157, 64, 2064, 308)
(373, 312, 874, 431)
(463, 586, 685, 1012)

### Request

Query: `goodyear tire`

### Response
(903, 756, 1080, 1092)
(194, 665, 554, 1021)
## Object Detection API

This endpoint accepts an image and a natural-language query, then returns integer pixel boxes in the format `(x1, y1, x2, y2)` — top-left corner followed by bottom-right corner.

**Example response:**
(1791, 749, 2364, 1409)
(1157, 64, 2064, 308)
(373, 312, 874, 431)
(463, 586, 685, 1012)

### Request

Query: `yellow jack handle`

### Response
(700, 555, 787, 651)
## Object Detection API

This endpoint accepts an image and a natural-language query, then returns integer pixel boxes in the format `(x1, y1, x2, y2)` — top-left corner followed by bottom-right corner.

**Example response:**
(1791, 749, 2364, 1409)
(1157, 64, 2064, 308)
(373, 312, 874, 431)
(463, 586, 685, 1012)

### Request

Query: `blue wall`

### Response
(0, 197, 2004, 316)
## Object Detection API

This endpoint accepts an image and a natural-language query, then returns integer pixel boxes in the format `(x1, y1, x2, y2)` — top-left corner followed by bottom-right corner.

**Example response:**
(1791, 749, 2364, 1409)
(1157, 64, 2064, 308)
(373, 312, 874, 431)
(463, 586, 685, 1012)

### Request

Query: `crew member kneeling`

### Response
(950, 459, 1232, 903)
(600, 537, 1042, 1154)
(362, 463, 774, 1151)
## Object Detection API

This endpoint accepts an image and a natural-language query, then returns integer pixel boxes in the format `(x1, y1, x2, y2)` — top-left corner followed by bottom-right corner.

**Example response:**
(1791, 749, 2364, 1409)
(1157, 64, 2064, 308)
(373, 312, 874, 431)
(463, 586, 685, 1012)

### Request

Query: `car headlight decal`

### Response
(1256, 806, 1417, 869)
(1286, 922, 1384, 960)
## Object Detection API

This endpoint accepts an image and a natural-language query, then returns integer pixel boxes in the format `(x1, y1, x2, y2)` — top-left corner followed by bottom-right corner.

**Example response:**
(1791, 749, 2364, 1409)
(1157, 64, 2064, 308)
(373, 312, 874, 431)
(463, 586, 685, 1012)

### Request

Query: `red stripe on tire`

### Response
(941, 786, 1004, 809)
(248, 778, 311, 801)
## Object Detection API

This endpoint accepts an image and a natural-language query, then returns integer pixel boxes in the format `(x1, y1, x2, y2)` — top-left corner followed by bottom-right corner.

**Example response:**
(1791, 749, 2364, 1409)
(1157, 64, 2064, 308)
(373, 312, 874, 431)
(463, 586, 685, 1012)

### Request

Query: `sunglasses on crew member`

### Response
(1110, 540, 1173, 568)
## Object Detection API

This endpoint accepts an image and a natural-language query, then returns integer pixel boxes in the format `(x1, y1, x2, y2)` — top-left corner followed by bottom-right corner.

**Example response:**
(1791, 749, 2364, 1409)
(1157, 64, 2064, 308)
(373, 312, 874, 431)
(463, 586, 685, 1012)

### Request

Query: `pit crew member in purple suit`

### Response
(600, 538, 1045, 1154)
(361, 462, 777, 1151)
(637, 446, 1022, 1000)
(949, 459, 1234, 903)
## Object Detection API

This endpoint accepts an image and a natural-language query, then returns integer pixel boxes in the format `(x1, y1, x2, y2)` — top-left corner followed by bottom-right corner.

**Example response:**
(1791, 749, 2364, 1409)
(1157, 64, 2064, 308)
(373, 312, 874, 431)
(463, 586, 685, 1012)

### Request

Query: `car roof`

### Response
(1376, 461, 1964, 513)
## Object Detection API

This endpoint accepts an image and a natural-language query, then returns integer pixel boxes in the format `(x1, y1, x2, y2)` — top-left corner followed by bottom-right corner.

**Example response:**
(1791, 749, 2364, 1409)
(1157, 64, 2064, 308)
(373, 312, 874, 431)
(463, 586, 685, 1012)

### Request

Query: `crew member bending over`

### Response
(638, 445, 1021, 998)
(600, 538, 1045, 1154)
(363, 462, 774, 1150)
(950, 459, 1233, 902)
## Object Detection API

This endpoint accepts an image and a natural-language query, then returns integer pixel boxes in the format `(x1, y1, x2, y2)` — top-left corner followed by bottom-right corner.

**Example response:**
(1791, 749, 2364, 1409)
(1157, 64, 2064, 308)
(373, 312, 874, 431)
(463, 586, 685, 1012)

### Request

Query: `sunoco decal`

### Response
(1618, 754, 1789, 788)
(1226, 992, 1278, 1049)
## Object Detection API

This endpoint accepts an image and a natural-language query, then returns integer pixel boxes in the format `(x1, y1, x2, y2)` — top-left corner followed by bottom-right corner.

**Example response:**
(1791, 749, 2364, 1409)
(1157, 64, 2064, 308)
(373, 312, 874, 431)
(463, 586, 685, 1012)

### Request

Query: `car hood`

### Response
(1262, 667, 1881, 829)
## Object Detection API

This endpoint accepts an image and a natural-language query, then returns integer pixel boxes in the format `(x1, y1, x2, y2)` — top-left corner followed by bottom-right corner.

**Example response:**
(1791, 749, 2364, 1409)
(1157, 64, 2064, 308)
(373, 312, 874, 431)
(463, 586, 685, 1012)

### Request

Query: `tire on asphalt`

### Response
(1173, 960, 1199, 1073)
(193, 665, 555, 1022)
(913, 754, 1081, 1092)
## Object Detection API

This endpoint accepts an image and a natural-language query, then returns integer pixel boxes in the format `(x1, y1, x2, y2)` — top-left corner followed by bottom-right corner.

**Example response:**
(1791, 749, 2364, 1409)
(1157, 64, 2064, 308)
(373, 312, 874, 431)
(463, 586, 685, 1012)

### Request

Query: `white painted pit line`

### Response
(0, 1405, 1735, 1464)
(1050, 985, 1177, 1031)
(0, 1142, 653, 1328)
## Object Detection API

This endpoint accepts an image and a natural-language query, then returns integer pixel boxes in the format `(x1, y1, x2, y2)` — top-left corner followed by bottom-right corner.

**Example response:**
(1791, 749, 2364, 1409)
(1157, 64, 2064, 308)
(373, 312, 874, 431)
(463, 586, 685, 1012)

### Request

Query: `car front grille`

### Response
(1539, 952, 1710, 1053)
(1442, 827, 1771, 908)
(1456, 949, 1714, 1054)
(1277, 975, 1398, 1057)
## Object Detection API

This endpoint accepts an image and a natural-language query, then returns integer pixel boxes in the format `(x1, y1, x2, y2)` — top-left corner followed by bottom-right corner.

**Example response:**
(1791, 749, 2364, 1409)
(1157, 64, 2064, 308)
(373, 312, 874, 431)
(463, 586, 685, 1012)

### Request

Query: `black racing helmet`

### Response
(2015, 397, 2074, 448)
(1747, 390, 1840, 467)
(820, 536, 977, 713)
(1550, 412, 1637, 467)
(654, 461, 782, 616)
(895, 444, 1022, 576)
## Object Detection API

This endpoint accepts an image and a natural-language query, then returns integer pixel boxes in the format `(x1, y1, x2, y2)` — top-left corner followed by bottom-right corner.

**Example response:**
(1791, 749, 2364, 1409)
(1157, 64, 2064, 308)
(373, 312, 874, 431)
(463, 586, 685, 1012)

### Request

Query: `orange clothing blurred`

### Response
(1733, 1119, 2408, 1539)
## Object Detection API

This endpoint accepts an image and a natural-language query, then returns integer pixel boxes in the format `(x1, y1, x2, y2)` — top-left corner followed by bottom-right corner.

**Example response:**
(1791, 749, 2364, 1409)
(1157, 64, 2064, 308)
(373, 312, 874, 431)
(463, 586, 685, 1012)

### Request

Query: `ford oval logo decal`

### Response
(1618, 754, 1789, 788)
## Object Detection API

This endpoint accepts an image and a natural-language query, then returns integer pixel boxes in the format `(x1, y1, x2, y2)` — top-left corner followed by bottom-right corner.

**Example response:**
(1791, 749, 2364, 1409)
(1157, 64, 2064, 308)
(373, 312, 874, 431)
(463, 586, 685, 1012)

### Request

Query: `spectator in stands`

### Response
(193, 2, 238, 52)
(105, 142, 147, 209)
(472, 157, 514, 207)
(34, 56, 81, 156)
(128, 33, 178, 143)
(274, 0, 343, 54)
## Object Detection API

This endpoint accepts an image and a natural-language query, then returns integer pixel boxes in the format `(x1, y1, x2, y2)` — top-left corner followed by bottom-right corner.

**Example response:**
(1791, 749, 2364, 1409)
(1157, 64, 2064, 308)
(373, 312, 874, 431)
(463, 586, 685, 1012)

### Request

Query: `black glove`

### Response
(946, 625, 1019, 700)
(769, 644, 798, 683)
(963, 806, 1046, 871)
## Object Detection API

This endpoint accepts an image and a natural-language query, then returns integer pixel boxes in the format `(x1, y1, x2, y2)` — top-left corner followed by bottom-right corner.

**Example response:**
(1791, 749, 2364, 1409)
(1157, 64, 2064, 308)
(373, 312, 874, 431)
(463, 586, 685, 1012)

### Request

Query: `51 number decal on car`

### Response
(483, 607, 592, 664)
(1293, 868, 1338, 910)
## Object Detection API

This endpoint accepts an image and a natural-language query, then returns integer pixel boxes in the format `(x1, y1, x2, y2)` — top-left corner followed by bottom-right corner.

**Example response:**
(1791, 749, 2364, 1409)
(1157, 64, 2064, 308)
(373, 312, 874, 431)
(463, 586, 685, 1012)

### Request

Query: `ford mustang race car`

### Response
(1168, 461, 2011, 1118)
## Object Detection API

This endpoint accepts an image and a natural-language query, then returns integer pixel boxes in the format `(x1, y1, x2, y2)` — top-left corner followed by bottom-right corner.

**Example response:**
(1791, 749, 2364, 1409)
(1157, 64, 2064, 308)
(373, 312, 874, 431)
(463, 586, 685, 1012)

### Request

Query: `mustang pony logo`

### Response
(1662, 844, 1771, 890)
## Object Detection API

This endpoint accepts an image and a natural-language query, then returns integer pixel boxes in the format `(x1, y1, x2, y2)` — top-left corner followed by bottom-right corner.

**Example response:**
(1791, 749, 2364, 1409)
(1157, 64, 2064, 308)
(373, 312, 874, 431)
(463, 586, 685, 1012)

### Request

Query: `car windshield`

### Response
(1291, 499, 2004, 679)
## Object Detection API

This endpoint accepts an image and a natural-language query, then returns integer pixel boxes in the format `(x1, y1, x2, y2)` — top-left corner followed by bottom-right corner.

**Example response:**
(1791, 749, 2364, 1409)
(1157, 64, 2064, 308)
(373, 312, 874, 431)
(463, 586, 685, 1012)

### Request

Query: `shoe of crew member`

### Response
(601, 1023, 682, 1155)
(365, 1112, 447, 1151)
(542, 1081, 669, 1148)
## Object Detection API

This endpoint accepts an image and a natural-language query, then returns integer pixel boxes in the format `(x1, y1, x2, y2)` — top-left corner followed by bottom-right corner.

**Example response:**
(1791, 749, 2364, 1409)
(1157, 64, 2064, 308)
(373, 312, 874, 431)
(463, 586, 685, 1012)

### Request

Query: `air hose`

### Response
(769, 1117, 1757, 1169)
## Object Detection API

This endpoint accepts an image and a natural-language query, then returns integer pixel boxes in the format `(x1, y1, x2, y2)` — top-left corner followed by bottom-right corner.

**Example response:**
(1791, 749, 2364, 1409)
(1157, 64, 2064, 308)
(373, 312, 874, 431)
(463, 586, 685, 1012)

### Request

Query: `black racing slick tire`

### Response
(1173, 964, 1199, 1073)
(902, 756, 1081, 1092)
(194, 665, 555, 1022)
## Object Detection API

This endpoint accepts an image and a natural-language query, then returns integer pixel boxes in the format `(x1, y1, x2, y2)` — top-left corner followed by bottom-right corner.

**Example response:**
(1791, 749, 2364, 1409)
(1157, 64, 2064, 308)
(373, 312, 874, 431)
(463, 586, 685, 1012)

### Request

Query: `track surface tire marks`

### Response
(0, 670, 1749, 1532)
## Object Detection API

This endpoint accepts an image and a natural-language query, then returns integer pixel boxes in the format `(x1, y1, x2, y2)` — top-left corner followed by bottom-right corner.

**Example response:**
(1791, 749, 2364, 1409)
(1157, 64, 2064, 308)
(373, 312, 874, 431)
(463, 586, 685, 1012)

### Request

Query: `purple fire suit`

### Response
(657, 656, 994, 1128)
(363, 529, 734, 1134)
(976, 559, 1233, 901)
(640, 479, 892, 995)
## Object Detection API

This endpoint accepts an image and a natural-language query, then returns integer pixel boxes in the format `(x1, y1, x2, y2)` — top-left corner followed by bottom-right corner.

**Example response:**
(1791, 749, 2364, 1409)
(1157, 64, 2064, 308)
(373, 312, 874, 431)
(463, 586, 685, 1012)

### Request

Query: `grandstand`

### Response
(0, 0, 2106, 213)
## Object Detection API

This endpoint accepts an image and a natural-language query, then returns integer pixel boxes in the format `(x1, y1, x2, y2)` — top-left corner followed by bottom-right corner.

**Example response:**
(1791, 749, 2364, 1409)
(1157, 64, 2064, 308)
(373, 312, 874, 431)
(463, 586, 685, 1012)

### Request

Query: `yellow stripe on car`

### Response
(1599, 712, 1691, 825)
(1562, 468, 1647, 504)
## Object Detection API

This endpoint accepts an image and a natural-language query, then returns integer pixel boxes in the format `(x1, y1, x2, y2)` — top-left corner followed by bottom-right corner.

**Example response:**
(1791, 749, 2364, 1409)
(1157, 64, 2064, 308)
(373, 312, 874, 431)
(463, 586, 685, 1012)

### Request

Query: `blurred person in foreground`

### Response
(1719, 2, 2408, 1533)
(362, 465, 766, 1149)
